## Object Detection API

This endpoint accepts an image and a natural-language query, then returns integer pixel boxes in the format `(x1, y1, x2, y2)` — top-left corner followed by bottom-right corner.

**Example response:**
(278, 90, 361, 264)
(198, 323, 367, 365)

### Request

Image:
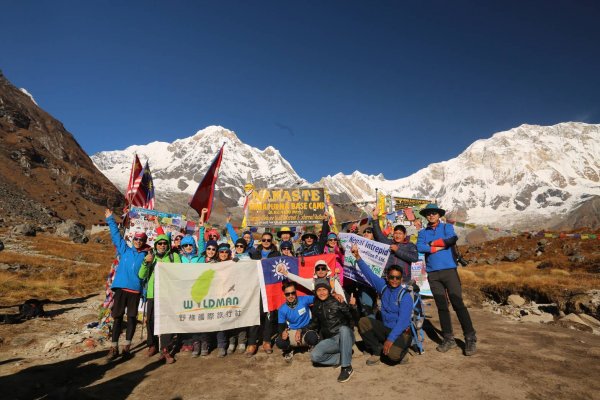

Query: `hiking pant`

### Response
(248, 309, 276, 346)
(358, 317, 411, 362)
(428, 268, 476, 340)
(275, 327, 310, 351)
(311, 325, 354, 368)
(111, 289, 140, 345)
(145, 298, 158, 348)
(228, 328, 247, 346)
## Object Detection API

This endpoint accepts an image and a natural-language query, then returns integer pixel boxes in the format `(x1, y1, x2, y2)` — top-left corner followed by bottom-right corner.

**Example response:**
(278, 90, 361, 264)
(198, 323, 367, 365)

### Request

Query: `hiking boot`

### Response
(245, 344, 257, 358)
(162, 348, 175, 364)
(337, 366, 354, 383)
(200, 342, 209, 357)
(237, 343, 246, 354)
(121, 345, 132, 360)
(436, 338, 457, 353)
(106, 346, 119, 361)
(227, 343, 236, 355)
(464, 337, 477, 356)
(191, 341, 200, 358)
(147, 346, 158, 357)
(365, 355, 380, 366)
(262, 342, 273, 354)
(217, 347, 227, 358)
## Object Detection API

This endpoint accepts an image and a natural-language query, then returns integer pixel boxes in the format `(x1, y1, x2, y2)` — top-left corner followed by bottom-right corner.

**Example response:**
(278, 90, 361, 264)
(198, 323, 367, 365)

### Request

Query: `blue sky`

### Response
(2, 1, 599, 182)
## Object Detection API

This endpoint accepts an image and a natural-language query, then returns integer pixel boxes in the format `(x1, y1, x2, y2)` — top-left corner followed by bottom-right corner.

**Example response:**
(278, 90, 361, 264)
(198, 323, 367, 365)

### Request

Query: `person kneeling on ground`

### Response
(276, 281, 315, 362)
(351, 244, 412, 366)
(307, 278, 357, 383)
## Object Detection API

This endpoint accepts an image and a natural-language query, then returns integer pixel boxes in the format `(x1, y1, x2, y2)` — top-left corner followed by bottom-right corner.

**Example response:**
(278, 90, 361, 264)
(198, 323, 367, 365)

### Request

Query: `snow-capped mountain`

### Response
(91, 126, 307, 216)
(92, 123, 600, 229)
(317, 122, 600, 228)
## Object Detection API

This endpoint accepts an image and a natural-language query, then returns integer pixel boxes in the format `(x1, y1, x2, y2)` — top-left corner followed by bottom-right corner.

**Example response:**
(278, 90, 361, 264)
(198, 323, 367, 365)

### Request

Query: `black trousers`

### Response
(248, 309, 276, 346)
(428, 268, 476, 339)
(145, 298, 158, 347)
(358, 317, 411, 362)
(111, 289, 140, 344)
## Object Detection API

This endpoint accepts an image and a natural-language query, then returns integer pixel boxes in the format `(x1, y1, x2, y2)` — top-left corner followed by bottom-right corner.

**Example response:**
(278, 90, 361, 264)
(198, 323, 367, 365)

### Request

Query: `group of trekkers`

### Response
(104, 202, 476, 383)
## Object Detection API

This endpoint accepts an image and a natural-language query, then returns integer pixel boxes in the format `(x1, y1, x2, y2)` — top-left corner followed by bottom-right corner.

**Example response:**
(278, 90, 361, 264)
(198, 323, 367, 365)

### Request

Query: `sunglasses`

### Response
(315, 266, 328, 271)
(156, 241, 168, 246)
(182, 244, 193, 248)
(206, 247, 217, 251)
(132, 238, 145, 242)
(235, 244, 246, 248)
(219, 250, 229, 253)
(284, 291, 296, 297)
(281, 247, 292, 251)
(364, 230, 373, 234)
(262, 239, 272, 242)
(388, 275, 402, 281)
(328, 238, 337, 241)
(209, 235, 217, 239)
(174, 237, 181, 241)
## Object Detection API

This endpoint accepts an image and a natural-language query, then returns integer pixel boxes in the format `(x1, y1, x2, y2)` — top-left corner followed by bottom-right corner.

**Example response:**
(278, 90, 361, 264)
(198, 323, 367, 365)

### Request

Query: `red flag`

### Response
(125, 154, 143, 204)
(188, 145, 224, 219)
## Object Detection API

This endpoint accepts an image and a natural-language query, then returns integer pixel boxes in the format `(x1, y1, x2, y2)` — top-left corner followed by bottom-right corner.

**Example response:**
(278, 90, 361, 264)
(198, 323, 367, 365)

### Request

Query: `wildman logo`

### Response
(182, 268, 240, 311)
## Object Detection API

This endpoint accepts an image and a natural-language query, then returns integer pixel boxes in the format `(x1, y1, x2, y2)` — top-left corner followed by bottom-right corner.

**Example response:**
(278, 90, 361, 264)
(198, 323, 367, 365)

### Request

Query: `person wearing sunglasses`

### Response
(199, 240, 219, 263)
(226, 214, 255, 249)
(278, 260, 345, 303)
(297, 213, 330, 257)
(276, 226, 295, 250)
(247, 232, 281, 356)
(307, 278, 357, 383)
(138, 232, 181, 364)
(104, 209, 150, 362)
(275, 281, 315, 362)
(232, 238, 250, 262)
(279, 240, 294, 257)
(351, 244, 412, 367)
(179, 235, 201, 263)
(417, 204, 476, 356)
(322, 232, 345, 287)
(362, 227, 374, 241)
(371, 208, 419, 283)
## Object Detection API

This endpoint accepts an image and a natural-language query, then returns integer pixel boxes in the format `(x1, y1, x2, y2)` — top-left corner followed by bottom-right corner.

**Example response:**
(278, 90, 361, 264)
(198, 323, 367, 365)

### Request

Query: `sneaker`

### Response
(337, 366, 354, 383)
(436, 338, 457, 353)
(227, 343, 236, 354)
(200, 342, 209, 357)
(191, 341, 200, 358)
(283, 351, 294, 363)
(262, 342, 273, 354)
(147, 346, 158, 357)
(162, 348, 175, 364)
(365, 355, 380, 366)
(106, 346, 119, 361)
(218, 347, 227, 358)
(464, 337, 477, 356)
(237, 343, 246, 354)
(245, 344, 257, 358)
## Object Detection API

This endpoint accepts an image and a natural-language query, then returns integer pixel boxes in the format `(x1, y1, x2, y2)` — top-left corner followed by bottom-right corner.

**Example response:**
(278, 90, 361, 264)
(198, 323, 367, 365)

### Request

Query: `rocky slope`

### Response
(0, 71, 124, 227)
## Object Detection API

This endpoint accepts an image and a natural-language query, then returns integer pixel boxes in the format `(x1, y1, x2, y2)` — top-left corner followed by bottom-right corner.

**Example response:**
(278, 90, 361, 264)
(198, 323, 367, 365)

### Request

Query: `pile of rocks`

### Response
(482, 294, 600, 335)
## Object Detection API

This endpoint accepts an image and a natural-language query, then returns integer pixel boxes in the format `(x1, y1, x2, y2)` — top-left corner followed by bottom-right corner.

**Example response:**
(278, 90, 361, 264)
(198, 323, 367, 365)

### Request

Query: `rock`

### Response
(521, 313, 554, 323)
(486, 258, 497, 265)
(531, 308, 542, 316)
(12, 223, 37, 236)
(10, 334, 35, 346)
(569, 254, 585, 263)
(566, 290, 600, 319)
(537, 260, 553, 270)
(44, 339, 60, 352)
(579, 314, 600, 329)
(55, 220, 85, 240)
(72, 235, 89, 244)
(556, 316, 593, 333)
(502, 250, 521, 262)
(507, 294, 526, 307)
(83, 338, 97, 348)
(0, 240, 4, 251)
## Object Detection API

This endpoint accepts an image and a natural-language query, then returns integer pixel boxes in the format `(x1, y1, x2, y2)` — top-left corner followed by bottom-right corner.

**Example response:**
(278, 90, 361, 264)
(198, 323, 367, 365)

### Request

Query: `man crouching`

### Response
(307, 278, 357, 383)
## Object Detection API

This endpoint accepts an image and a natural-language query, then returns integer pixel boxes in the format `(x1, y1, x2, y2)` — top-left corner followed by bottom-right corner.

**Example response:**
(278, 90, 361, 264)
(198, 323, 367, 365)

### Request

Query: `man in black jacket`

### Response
(308, 278, 356, 383)
(372, 208, 419, 283)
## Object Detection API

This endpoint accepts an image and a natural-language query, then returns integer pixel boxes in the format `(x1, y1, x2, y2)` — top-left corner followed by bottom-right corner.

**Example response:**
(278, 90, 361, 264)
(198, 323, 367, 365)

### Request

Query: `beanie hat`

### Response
(314, 278, 331, 292)
(217, 242, 231, 252)
(280, 240, 293, 250)
(327, 232, 338, 240)
(234, 238, 247, 249)
(205, 240, 219, 250)
(133, 231, 147, 241)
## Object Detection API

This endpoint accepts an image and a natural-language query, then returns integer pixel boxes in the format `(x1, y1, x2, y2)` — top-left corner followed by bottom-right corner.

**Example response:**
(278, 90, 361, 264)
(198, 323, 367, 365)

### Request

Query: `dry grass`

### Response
(0, 232, 115, 304)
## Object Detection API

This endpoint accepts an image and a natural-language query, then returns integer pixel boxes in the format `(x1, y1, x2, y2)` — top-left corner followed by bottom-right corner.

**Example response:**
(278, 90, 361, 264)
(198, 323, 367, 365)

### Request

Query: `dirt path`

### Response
(1, 297, 599, 400)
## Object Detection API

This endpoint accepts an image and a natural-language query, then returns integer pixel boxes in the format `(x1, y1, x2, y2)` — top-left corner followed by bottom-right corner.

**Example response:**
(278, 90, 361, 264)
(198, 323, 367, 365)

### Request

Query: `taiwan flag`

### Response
(258, 254, 336, 312)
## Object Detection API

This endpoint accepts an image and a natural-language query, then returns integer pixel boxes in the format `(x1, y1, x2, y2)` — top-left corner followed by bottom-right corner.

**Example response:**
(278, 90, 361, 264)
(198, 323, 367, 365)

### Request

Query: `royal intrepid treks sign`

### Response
(246, 188, 326, 226)
(393, 197, 432, 211)
(154, 260, 260, 334)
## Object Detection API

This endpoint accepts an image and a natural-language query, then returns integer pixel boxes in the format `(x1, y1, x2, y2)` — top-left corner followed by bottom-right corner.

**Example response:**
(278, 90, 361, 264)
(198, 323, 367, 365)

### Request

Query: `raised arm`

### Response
(371, 208, 391, 244)
(225, 214, 239, 243)
(351, 244, 386, 294)
(105, 209, 128, 255)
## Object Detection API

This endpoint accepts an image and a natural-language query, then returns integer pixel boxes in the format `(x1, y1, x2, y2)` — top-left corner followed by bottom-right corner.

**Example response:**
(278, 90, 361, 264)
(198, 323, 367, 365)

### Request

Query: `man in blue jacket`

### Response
(352, 245, 413, 366)
(416, 204, 476, 356)
(105, 208, 149, 361)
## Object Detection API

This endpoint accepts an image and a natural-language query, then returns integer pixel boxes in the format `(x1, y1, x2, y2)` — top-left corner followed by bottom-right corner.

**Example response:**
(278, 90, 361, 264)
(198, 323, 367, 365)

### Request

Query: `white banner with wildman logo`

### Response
(154, 260, 261, 334)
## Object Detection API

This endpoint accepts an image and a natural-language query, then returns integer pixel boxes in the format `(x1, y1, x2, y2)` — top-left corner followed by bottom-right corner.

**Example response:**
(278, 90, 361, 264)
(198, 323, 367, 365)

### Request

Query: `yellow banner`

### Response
(246, 188, 326, 226)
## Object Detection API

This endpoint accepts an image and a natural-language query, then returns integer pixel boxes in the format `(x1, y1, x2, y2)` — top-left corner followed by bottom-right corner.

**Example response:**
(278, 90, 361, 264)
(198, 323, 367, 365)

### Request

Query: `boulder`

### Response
(502, 250, 521, 262)
(521, 313, 554, 324)
(556, 314, 593, 332)
(0, 240, 4, 251)
(507, 294, 526, 307)
(44, 339, 60, 352)
(55, 220, 85, 241)
(579, 314, 600, 329)
(569, 254, 585, 263)
(12, 224, 36, 236)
